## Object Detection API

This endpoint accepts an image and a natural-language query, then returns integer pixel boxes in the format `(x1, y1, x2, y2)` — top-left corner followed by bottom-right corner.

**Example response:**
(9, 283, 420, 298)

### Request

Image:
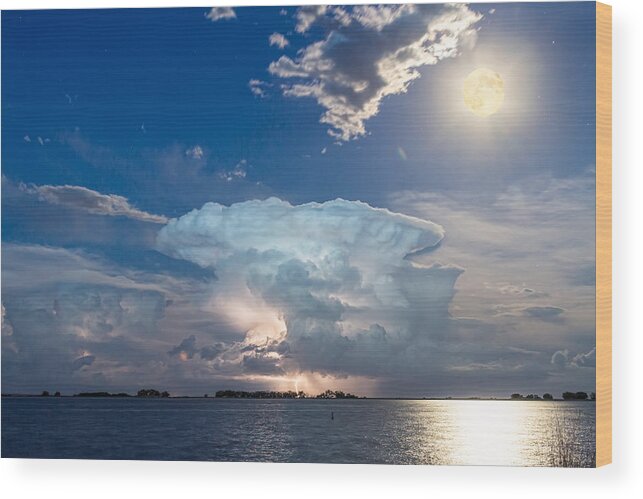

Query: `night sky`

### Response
(1, 3, 596, 397)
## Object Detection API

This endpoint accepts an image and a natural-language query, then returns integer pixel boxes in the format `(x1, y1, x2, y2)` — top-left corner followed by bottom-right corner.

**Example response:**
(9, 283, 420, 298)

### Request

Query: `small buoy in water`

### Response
(331, 411, 334, 420)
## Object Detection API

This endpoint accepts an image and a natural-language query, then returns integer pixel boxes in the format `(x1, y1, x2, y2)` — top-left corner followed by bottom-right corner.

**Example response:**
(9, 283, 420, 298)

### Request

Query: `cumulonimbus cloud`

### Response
(268, 4, 483, 140)
(157, 197, 444, 269)
(156, 197, 462, 378)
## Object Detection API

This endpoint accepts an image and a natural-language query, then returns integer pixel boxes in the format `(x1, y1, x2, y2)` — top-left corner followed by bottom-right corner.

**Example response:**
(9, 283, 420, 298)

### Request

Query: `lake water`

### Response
(1, 398, 595, 466)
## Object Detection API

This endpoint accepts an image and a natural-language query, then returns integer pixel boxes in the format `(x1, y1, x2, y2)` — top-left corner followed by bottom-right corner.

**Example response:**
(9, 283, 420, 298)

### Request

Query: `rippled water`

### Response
(1, 398, 595, 466)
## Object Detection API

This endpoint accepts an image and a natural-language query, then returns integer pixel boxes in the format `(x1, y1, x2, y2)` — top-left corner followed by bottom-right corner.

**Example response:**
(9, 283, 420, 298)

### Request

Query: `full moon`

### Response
(463, 68, 504, 117)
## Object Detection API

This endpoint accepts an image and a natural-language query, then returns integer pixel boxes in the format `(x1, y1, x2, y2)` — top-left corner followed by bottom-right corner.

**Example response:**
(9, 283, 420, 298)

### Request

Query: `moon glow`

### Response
(463, 68, 505, 117)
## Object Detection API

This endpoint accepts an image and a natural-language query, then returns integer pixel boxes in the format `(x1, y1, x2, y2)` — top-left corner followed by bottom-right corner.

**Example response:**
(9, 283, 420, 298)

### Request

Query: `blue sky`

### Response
(2, 3, 597, 397)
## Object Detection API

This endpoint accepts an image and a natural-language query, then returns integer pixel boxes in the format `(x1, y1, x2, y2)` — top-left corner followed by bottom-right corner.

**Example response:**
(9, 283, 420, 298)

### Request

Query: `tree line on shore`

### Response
(510, 391, 596, 401)
(30, 389, 594, 400)
(35, 388, 360, 399)
(37, 389, 171, 398)
(214, 389, 360, 399)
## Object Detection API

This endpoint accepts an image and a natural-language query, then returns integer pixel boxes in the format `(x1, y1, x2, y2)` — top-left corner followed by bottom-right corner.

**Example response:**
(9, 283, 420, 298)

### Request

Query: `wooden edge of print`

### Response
(596, 1, 612, 468)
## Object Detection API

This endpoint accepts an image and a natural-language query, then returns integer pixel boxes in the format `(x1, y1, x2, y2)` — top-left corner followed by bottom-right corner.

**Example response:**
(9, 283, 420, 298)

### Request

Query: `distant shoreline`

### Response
(0, 393, 596, 402)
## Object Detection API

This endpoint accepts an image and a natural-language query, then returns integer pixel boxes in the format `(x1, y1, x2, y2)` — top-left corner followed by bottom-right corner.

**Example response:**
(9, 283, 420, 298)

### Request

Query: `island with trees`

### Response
(214, 389, 360, 399)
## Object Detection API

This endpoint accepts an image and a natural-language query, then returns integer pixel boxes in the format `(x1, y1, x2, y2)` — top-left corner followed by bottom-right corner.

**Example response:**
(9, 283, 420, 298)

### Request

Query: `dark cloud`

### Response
(168, 335, 199, 359)
(242, 353, 285, 376)
(523, 306, 565, 322)
(199, 343, 226, 361)
(72, 354, 95, 371)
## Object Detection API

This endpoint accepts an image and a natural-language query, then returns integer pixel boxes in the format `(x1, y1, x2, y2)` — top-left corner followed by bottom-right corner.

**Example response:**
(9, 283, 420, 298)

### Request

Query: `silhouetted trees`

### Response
(70, 390, 171, 398)
(562, 391, 590, 400)
(510, 393, 543, 400)
(315, 390, 358, 399)
(214, 389, 359, 399)
(75, 392, 131, 397)
(41, 390, 50, 397)
(137, 389, 169, 398)
(215, 390, 305, 399)
(510, 391, 591, 401)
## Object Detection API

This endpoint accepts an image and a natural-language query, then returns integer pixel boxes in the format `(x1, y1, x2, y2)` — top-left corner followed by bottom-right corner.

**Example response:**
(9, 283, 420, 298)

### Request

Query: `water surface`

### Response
(1, 398, 595, 466)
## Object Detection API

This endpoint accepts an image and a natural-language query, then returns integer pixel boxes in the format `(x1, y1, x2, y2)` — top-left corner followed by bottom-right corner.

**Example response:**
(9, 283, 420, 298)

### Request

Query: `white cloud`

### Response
(22, 183, 168, 224)
(248, 79, 269, 97)
(1, 304, 13, 337)
(269, 4, 482, 140)
(156, 197, 460, 379)
(571, 347, 596, 368)
(497, 284, 547, 298)
(2, 303, 18, 354)
(551, 347, 596, 369)
(205, 7, 236, 22)
(158, 197, 444, 271)
(269, 32, 289, 49)
(185, 145, 204, 160)
(218, 159, 248, 181)
(295, 5, 328, 33)
(351, 4, 417, 31)
(294, 5, 353, 33)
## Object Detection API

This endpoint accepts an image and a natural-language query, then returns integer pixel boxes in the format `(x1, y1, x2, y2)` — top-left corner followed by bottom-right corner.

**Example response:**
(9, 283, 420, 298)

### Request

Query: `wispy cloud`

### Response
(22, 184, 168, 224)
(551, 347, 596, 369)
